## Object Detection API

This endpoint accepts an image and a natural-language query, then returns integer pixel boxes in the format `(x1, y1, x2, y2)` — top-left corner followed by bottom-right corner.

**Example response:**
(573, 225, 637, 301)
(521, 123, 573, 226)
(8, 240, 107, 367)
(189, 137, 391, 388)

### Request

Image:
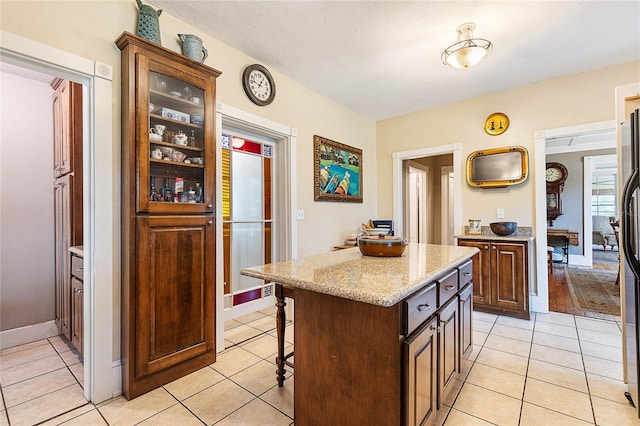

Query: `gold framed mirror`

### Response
(466, 146, 529, 188)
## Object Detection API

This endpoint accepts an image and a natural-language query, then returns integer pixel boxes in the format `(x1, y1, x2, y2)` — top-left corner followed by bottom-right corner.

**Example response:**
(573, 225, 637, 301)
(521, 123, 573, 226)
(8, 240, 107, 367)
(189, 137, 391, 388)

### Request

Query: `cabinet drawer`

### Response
(403, 282, 437, 335)
(71, 255, 84, 280)
(459, 260, 473, 288)
(439, 270, 458, 305)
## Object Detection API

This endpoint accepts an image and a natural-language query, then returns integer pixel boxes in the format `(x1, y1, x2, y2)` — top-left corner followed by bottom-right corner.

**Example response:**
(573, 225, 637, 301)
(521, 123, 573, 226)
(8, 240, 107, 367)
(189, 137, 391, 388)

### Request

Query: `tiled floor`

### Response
(1, 308, 638, 425)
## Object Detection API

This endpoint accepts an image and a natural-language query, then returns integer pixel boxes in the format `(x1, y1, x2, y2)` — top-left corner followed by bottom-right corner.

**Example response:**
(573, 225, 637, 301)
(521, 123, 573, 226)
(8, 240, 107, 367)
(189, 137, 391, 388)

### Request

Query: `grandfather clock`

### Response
(546, 162, 568, 226)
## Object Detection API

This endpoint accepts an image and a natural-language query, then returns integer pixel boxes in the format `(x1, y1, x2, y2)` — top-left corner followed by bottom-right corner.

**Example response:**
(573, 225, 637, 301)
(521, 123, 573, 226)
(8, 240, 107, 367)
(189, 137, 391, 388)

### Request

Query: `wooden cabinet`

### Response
(457, 238, 530, 319)
(71, 253, 83, 356)
(459, 283, 473, 362)
(405, 317, 437, 426)
(404, 263, 472, 426)
(117, 32, 221, 399)
(52, 78, 82, 178)
(54, 174, 73, 339)
(438, 297, 459, 405)
(52, 78, 82, 340)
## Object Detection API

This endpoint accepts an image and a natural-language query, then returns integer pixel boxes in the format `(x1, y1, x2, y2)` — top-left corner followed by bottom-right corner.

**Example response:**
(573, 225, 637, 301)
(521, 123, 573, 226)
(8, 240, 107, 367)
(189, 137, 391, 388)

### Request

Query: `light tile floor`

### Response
(1, 308, 638, 425)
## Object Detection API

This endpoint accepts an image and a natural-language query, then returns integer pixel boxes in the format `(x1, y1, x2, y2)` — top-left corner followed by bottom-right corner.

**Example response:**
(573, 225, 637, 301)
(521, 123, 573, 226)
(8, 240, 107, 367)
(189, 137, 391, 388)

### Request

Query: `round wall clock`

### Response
(484, 112, 509, 136)
(545, 162, 568, 186)
(242, 64, 276, 106)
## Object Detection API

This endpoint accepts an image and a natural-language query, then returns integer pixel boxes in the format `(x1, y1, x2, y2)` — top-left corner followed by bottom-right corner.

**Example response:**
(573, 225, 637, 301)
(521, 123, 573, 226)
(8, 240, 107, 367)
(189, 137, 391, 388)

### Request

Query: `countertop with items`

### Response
(455, 226, 534, 242)
(241, 243, 478, 307)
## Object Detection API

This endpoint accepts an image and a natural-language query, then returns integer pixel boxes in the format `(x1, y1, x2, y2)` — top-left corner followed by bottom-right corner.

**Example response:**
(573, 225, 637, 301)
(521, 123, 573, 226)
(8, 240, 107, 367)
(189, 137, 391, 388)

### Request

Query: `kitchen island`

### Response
(242, 243, 478, 425)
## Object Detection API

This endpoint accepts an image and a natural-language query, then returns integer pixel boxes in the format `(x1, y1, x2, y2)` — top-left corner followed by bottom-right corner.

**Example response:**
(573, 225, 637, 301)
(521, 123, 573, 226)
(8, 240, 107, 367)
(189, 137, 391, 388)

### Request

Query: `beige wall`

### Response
(377, 61, 640, 230)
(0, 71, 55, 330)
(0, 0, 377, 258)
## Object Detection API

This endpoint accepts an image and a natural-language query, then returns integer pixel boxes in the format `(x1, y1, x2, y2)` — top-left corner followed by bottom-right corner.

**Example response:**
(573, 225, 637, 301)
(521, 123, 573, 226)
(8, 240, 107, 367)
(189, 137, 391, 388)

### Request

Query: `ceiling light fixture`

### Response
(441, 22, 493, 68)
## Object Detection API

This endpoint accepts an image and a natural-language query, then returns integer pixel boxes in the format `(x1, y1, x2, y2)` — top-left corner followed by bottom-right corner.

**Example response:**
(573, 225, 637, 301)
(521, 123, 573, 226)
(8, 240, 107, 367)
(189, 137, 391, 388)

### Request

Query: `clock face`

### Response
(545, 162, 568, 186)
(242, 64, 276, 106)
(248, 69, 271, 101)
(546, 167, 562, 182)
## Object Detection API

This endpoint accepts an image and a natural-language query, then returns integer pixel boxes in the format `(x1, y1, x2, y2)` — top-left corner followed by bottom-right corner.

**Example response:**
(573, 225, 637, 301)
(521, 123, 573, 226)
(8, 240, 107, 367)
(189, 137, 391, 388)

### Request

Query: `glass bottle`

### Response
(161, 178, 173, 202)
(194, 182, 204, 203)
(189, 130, 196, 147)
(187, 187, 196, 203)
(149, 176, 160, 201)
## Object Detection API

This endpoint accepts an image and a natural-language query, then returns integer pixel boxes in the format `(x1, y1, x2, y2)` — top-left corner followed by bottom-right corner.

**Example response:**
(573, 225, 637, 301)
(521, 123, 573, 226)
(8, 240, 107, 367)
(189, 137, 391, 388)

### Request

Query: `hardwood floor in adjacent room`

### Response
(548, 249, 620, 321)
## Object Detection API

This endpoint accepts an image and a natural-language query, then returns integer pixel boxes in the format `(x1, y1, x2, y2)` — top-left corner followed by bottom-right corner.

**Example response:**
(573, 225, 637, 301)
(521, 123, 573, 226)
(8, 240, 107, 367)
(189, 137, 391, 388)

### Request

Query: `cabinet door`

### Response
(126, 215, 215, 398)
(54, 175, 72, 339)
(438, 298, 459, 407)
(404, 317, 437, 426)
(133, 55, 215, 215)
(458, 283, 473, 363)
(457, 240, 490, 305)
(52, 79, 82, 178)
(71, 276, 83, 356)
(490, 242, 528, 314)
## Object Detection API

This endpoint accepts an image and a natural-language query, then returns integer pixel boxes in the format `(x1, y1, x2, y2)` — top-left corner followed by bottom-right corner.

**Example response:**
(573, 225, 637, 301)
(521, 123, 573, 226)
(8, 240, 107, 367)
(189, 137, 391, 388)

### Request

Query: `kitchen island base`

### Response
(294, 288, 403, 425)
(241, 244, 477, 425)
(293, 262, 473, 425)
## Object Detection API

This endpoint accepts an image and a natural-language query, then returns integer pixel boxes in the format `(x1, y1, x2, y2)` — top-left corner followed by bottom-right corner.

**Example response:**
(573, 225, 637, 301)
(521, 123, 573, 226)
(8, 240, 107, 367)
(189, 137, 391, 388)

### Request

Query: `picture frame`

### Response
(314, 135, 363, 203)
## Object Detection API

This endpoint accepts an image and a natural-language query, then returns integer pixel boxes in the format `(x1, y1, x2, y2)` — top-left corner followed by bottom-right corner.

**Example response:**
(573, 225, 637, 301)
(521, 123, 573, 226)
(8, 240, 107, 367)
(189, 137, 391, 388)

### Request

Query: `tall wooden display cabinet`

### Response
(117, 32, 221, 399)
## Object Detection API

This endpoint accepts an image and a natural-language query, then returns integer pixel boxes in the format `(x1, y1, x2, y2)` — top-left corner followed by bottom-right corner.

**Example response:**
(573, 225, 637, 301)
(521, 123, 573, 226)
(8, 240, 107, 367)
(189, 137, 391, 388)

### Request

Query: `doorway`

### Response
(404, 161, 428, 243)
(0, 30, 114, 403)
(215, 103, 297, 351)
(533, 119, 617, 314)
(392, 144, 462, 243)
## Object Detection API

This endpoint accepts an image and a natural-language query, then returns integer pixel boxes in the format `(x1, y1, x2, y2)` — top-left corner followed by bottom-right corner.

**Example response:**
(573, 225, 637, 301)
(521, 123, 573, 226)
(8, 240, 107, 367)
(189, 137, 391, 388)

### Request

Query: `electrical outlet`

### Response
(497, 208, 505, 219)
(296, 209, 305, 220)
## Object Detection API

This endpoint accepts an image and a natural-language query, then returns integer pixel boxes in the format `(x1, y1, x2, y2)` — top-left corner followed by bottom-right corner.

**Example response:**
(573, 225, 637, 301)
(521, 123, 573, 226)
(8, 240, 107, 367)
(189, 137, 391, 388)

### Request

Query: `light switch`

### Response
(297, 209, 305, 220)
(497, 208, 505, 219)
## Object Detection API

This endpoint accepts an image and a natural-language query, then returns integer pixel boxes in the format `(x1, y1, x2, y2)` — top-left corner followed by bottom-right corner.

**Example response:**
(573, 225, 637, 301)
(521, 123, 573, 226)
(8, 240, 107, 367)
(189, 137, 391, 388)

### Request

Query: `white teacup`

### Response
(150, 149, 162, 159)
(153, 124, 166, 136)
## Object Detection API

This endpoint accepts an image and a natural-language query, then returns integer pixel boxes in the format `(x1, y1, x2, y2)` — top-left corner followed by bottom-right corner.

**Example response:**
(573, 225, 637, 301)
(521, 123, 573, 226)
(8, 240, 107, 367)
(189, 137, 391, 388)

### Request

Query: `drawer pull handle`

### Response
(76, 267, 84, 272)
(440, 319, 448, 325)
(483, 245, 489, 250)
(207, 204, 213, 209)
(73, 288, 83, 294)
(417, 304, 430, 312)
(444, 285, 455, 291)
(463, 272, 471, 276)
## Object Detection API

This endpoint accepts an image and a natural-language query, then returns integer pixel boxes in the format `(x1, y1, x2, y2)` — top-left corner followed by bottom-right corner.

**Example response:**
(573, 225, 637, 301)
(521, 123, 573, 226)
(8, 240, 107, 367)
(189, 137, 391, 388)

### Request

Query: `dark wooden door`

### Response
(71, 276, 83, 355)
(438, 297, 459, 407)
(490, 242, 527, 314)
(459, 283, 473, 363)
(123, 215, 215, 398)
(52, 78, 82, 179)
(404, 317, 437, 426)
(457, 240, 490, 305)
(54, 174, 72, 339)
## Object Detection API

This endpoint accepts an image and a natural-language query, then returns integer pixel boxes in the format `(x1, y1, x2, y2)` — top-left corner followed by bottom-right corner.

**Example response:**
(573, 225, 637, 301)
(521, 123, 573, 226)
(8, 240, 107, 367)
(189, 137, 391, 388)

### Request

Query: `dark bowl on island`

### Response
(490, 221, 517, 236)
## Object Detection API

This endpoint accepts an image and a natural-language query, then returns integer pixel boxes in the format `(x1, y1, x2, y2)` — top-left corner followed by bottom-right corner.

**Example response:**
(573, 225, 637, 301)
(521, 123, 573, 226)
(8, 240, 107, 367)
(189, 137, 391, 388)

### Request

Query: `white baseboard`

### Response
(530, 295, 548, 314)
(0, 321, 60, 350)
(112, 359, 122, 398)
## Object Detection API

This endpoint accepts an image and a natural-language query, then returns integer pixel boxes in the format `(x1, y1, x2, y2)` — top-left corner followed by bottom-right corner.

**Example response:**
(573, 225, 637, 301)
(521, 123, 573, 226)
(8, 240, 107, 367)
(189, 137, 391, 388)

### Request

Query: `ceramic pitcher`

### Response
(178, 34, 208, 63)
(135, 0, 162, 45)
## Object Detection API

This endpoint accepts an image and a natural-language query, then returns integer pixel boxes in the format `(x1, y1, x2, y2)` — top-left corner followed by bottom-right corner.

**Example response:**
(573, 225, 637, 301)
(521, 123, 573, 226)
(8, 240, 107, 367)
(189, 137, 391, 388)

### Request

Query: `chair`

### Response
(592, 215, 616, 250)
(372, 220, 394, 236)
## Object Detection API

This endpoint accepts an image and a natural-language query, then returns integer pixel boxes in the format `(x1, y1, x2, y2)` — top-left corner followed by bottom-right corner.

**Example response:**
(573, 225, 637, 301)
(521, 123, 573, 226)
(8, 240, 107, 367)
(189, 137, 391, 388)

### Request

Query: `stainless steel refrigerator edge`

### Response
(622, 107, 640, 415)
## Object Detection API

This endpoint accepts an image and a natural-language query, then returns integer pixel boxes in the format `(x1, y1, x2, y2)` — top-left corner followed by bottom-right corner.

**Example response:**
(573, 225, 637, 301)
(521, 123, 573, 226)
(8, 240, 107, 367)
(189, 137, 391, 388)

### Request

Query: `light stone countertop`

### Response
(455, 225, 534, 242)
(241, 243, 478, 307)
(69, 245, 84, 257)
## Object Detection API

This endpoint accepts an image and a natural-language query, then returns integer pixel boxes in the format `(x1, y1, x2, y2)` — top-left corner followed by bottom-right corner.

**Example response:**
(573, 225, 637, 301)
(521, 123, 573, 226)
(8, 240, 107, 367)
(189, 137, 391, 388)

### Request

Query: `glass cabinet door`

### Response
(136, 55, 215, 214)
